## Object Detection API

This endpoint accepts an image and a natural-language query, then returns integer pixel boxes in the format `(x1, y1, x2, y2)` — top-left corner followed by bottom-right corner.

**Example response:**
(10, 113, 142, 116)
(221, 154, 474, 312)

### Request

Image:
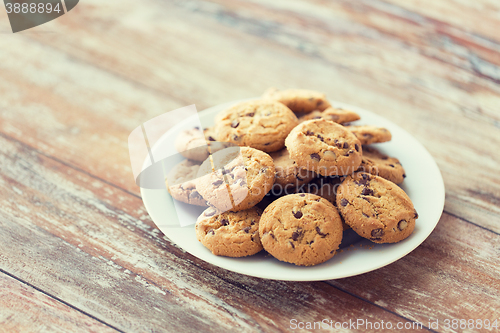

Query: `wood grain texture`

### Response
(1, 0, 500, 331)
(0, 134, 424, 332)
(0, 0, 499, 231)
(0, 273, 117, 333)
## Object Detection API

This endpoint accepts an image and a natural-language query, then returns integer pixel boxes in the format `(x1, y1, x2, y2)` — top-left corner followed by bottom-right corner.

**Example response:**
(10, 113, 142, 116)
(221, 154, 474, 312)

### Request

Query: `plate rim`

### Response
(140, 98, 445, 281)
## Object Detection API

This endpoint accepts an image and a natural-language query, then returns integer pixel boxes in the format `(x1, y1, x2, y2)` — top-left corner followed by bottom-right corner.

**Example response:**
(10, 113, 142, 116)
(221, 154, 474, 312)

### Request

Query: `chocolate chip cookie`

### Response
(262, 88, 331, 113)
(347, 125, 392, 145)
(336, 172, 418, 243)
(215, 100, 299, 153)
(196, 206, 263, 257)
(285, 119, 363, 176)
(166, 159, 207, 206)
(358, 146, 406, 184)
(299, 106, 361, 124)
(196, 146, 276, 212)
(270, 148, 315, 193)
(259, 193, 343, 266)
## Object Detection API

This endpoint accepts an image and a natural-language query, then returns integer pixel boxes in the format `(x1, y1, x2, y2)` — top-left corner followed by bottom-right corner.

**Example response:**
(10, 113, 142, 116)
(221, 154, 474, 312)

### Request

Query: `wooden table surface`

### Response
(1, 0, 500, 332)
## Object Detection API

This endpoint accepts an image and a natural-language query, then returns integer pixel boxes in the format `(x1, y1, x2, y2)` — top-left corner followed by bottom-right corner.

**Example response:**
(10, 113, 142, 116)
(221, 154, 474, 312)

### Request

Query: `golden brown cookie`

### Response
(259, 193, 343, 266)
(166, 160, 207, 206)
(196, 147, 275, 212)
(336, 173, 418, 243)
(285, 119, 363, 176)
(215, 100, 298, 153)
(299, 106, 361, 124)
(358, 146, 406, 184)
(270, 148, 315, 193)
(262, 88, 331, 113)
(196, 206, 263, 257)
(347, 125, 392, 145)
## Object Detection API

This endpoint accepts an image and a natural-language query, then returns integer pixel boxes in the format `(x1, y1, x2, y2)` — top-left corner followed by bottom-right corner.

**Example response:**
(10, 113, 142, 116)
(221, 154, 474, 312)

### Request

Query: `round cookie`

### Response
(347, 125, 392, 145)
(259, 193, 343, 266)
(196, 206, 263, 257)
(299, 107, 361, 124)
(336, 172, 418, 243)
(270, 148, 315, 194)
(285, 119, 363, 176)
(166, 160, 207, 206)
(215, 100, 298, 153)
(262, 87, 331, 113)
(358, 146, 406, 184)
(196, 147, 276, 212)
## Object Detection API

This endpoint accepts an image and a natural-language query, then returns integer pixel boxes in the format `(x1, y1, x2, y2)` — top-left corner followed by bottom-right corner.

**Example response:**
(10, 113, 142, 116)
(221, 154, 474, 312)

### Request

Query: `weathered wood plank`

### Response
(0, 0, 499, 233)
(0, 272, 118, 333)
(0, 134, 423, 331)
(329, 213, 500, 333)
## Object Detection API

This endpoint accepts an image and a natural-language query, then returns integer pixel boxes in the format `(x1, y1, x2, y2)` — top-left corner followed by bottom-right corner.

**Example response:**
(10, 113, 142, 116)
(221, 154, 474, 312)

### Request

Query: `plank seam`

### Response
(324, 282, 438, 333)
(0, 268, 124, 333)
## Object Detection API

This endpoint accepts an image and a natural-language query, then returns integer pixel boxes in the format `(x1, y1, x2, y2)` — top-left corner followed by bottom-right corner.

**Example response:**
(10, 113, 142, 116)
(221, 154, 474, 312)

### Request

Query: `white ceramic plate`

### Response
(141, 99, 445, 281)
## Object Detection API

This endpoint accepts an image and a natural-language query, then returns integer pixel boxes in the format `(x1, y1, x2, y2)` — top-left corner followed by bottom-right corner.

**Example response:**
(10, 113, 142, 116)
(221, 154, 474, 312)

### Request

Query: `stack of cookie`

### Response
(167, 88, 418, 266)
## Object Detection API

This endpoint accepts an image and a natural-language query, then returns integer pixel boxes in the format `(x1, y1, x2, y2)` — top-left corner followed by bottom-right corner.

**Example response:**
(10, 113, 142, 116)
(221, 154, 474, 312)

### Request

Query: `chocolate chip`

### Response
(309, 240, 314, 245)
(212, 179, 224, 186)
(340, 198, 348, 206)
(209, 229, 215, 235)
(194, 126, 199, 130)
(243, 226, 251, 233)
(398, 220, 408, 231)
(357, 178, 369, 186)
(189, 191, 202, 200)
(414, 210, 419, 219)
(232, 134, 239, 140)
(316, 226, 327, 237)
(270, 233, 275, 239)
(362, 212, 369, 218)
(299, 194, 305, 197)
(221, 219, 229, 226)
(313, 116, 321, 119)
(389, 164, 395, 168)
(251, 235, 254, 242)
(355, 144, 360, 152)
(317, 134, 324, 142)
(289, 241, 295, 249)
(292, 231, 300, 241)
(305, 130, 314, 136)
(245, 112, 255, 117)
(310, 153, 321, 161)
(343, 142, 349, 149)
(208, 136, 216, 141)
(403, 174, 407, 178)
(371, 228, 384, 238)
(348, 150, 354, 154)
(250, 220, 255, 225)
(293, 211, 303, 219)
(260, 167, 268, 174)
(361, 187, 374, 196)
(264, 142, 271, 146)
(361, 174, 370, 180)
(231, 120, 239, 128)
(381, 156, 388, 160)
